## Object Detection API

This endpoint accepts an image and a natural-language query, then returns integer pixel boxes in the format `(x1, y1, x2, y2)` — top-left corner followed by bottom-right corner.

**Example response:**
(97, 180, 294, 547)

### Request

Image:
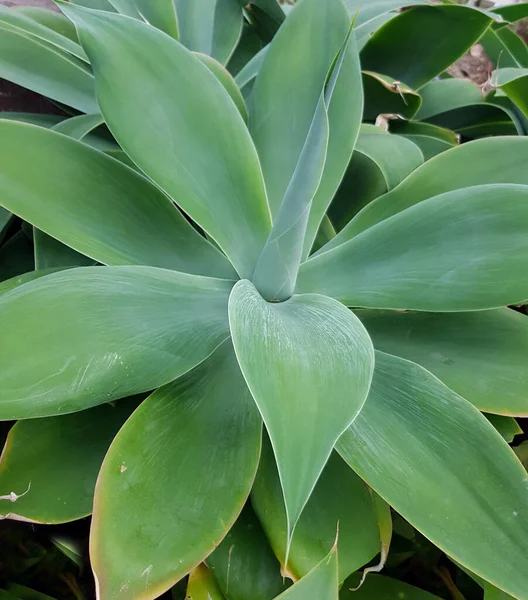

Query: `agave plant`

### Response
(1, 0, 528, 599)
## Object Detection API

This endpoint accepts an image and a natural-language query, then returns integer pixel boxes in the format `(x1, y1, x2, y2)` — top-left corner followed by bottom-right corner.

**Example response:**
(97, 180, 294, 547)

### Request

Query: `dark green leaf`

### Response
(363, 72, 421, 120)
(340, 573, 441, 599)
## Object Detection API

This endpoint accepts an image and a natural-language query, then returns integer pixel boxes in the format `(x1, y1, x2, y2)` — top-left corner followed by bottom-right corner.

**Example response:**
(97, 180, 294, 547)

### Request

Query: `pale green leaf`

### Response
(134, 0, 179, 39)
(186, 565, 225, 600)
(338, 352, 528, 599)
(62, 4, 270, 278)
(90, 341, 262, 600)
(0, 266, 232, 419)
(229, 280, 374, 541)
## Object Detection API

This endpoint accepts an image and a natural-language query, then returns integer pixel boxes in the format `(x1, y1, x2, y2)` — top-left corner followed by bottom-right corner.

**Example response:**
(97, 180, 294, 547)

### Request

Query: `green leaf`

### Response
(388, 120, 457, 161)
(174, 0, 242, 64)
(357, 308, 528, 415)
(492, 3, 528, 24)
(324, 136, 528, 249)
(0, 229, 34, 284)
(337, 351, 528, 600)
(227, 22, 263, 76)
(298, 184, 528, 311)
(194, 52, 248, 122)
(0, 121, 234, 278)
(14, 6, 80, 42)
(340, 573, 441, 600)
(485, 414, 522, 443)
(360, 5, 492, 89)
(481, 25, 528, 69)
(62, 4, 270, 279)
(0, 21, 97, 113)
(229, 279, 374, 542)
(52, 112, 104, 138)
(252, 439, 379, 582)
(69, 0, 116, 10)
(0, 399, 138, 523)
(492, 68, 528, 117)
(90, 341, 262, 600)
(186, 565, 225, 600)
(0, 266, 232, 419)
(273, 546, 338, 600)
(33, 228, 94, 270)
(0, 268, 67, 296)
(362, 72, 421, 120)
(0, 112, 65, 127)
(249, 0, 351, 218)
(133, 0, 179, 38)
(416, 78, 484, 120)
(0, 5, 87, 61)
(206, 504, 289, 600)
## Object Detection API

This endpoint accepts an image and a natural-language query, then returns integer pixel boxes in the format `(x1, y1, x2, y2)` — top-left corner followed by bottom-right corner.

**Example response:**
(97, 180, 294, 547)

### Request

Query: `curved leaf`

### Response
(52, 113, 104, 138)
(360, 5, 492, 89)
(90, 341, 262, 600)
(273, 546, 338, 600)
(206, 504, 289, 600)
(340, 573, 441, 600)
(186, 565, 225, 600)
(337, 352, 528, 600)
(134, 0, 179, 39)
(363, 72, 421, 120)
(174, 0, 242, 65)
(33, 228, 94, 270)
(324, 136, 528, 249)
(492, 68, 528, 117)
(62, 4, 270, 279)
(0, 121, 234, 278)
(14, 6, 80, 42)
(388, 120, 457, 161)
(298, 184, 528, 311)
(0, 266, 232, 419)
(0, 21, 97, 113)
(0, 399, 138, 523)
(486, 415, 522, 443)
(229, 280, 374, 542)
(357, 308, 528, 416)
(252, 439, 379, 582)
(0, 268, 67, 296)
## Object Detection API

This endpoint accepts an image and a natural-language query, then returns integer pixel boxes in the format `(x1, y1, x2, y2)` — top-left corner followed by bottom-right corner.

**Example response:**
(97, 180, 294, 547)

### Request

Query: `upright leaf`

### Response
(0, 267, 232, 419)
(61, 4, 271, 279)
(90, 342, 262, 600)
(0, 121, 234, 278)
(174, 0, 242, 65)
(252, 439, 379, 582)
(133, 0, 179, 39)
(0, 21, 97, 113)
(360, 5, 492, 89)
(323, 136, 528, 250)
(338, 352, 528, 599)
(298, 185, 528, 311)
(358, 308, 528, 416)
(0, 399, 138, 523)
(229, 280, 374, 543)
(273, 546, 339, 600)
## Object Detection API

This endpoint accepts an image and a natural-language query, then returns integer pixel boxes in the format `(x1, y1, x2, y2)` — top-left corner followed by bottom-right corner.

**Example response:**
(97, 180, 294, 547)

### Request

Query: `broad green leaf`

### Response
(493, 4, 528, 23)
(0, 266, 232, 419)
(344, 0, 431, 24)
(486, 415, 522, 443)
(0, 268, 66, 296)
(298, 185, 528, 311)
(481, 25, 528, 69)
(33, 228, 94, 270)
(0, 21, 97, 113)
(362, 72, 421, 120)
(0, 112, 65, 127)
(234, 44, 268, 97)
(324, 136, 528, 249)
(273, 546, 338, 600)
(0, 229, 34, 284)
(133, 0, 179, 39)
(194, 52, 248, 122)
(249, 0, 352, 217)
(0, 121, 234, 278)
(90, 342, 262, 600)
(52, 112, 104, 138)
(0, 399, 138, 523)
(337, 352, 528, 599)
(106, 0, 142, 18)
(492, 68, 528, 117)
(328, 128, 423, 233)
(63, 4, 270, 279)
(174, 0, 242, 64)
(416, 78, 484, 120)
(206, 504, 289, 600)
(69, 0, 116, 10)
(14, 6, 79, 42)
(388, 120, 457, 160)
(186, 565, 225, 600)
(252, 439, 379, 582)
(229, 280, 374, 541)
(0, 5, 87, 61)
(340, 574, 441, 600)
(360, 5, 492, 89)
(357, 308, 528, 415)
